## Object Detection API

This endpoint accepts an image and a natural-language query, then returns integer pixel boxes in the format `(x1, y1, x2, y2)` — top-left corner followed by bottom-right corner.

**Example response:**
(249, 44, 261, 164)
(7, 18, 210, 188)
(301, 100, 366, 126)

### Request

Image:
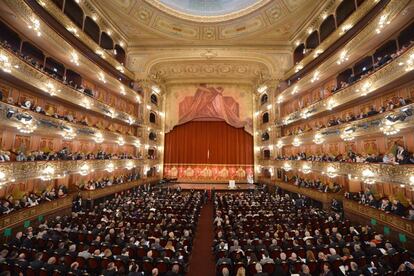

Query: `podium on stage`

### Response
(228, 180, 236, 189)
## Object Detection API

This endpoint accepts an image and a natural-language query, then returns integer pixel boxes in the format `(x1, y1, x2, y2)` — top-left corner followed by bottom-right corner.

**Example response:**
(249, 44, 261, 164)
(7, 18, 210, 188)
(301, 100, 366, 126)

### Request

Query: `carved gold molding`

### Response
(343, 199, 414, 238)
(35, 0, 134, 79)
(279, 0, 412, 104)
(0, 47, 141, 126)
(0, 159, 149, 185)
(286, 0, 380, 78)
(265, 160, 414, 186)
(0, 101, 142, 147)
(281, 46, 414, 126)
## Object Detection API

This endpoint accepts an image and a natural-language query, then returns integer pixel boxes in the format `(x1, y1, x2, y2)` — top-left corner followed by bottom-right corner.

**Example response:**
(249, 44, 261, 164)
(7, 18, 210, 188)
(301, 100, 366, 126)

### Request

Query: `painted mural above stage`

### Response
(165, 84, 253, 134)
(164, 164, 253, 182)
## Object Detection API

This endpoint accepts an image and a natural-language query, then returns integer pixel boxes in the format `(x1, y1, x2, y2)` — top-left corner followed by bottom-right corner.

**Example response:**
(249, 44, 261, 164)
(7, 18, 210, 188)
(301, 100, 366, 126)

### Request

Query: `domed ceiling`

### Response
(158, 0, 261, 16)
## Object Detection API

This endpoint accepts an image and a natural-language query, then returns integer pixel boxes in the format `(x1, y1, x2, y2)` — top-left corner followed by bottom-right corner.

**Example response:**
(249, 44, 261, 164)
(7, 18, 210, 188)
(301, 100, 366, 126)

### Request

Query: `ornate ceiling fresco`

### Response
(88, 0, 326, 86)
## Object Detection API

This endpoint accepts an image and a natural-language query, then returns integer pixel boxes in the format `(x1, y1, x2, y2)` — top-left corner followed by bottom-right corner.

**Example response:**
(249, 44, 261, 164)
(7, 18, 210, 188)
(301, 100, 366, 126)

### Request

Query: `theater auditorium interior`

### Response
(0, 0, 414, 275)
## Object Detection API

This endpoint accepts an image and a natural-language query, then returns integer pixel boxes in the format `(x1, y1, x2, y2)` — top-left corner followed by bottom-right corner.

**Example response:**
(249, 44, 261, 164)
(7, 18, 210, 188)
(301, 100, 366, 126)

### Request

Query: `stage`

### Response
(163, 182, 258, 191)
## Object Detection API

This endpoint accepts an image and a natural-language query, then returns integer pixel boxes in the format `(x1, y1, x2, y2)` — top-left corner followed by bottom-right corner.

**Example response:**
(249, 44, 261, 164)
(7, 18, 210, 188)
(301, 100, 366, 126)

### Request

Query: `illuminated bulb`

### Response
(326, 166, 337, 178)
(291, 86, 299, 95)
(257, 85, 267, 93)
(117, 137, 125, 146)
(98, 72, 106, 83)
(410, 175, 414, 186)
(380, 125, 399, 136)
(267, 104, 272, 110)
(0, 54, 12, 73)
(146, 105, 151, 110)
(28, 18, 41, 36)
(313, 133, 324, 144)
(120, 86, 126, 95)
(79, 164, 93, 176)
(302, 164, 311, 174)
(126, 161, 134, 170)
(283, 163, 292, 171)
(362, 169, 376, 184)
(94, 133, 104, 143)
(40, 165, 55, 181)
(70, 52, 79, 66)
(340, 130, 354, 141)
(326, 99, 336, 110)
(105, 163, 115, 173)
(276, 140, 284, 149)
(337, 51, 349, 65)
(62, 127, 76, 140)
(152, 85, 161, 93)
(311, 71, 320, 83)
(292, 137, 301, 147)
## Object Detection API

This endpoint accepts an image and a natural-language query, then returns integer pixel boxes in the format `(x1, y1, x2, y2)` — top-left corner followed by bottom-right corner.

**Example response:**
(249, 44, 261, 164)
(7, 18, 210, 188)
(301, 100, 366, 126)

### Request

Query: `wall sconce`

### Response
(380, 124, 399, 136)
(96, 49, 105, 59)
(120, 86, 126, 95)
(292, 137, 301, 147)
(291, 85, 299, 95)
(301, 164, 311, 174)
(0, 54, 12, 73)
(313, 133, 324, 144)
(404, 53, 414, 72)
(62, 127, 76, 140)
(266, 104, 272, 110)
(257, 85, 267, 93)
(340, 129, 355, 141)
(79, 164, 94, 176)
(376, 14, 390, 34)
(40, 165, 55, 181)
(125, 161, 135, 170)
(28, 18, 41, 36)
(94, 133, 104, 143)
(276, 140, 284, 149)
(105, 163, 116, 173)
(134, 140, 141, 148)
(70, 52, 79, 66)
(136, 96, 141, 103)
(361, 81, 372, 96)
(277, 95, 283, 104)
(127, 116, 134, 125)
(310, 71, 320, 83)
(283, 163, 292, 171)
(45, 82, 56, 96)
(98, 72, 106, 83)
(362, 168, 376, 184)
(410, 175, 414, 186)
(340, 24, 352, 35)
(313, 49, 323, 58)
(326, 166, 337, 178)
(17, 119, 37, 134)
(294, 65, 303, 73)
(326, 99, 336, 110)
(116, 66, 125, 73)
(0, 171, 15, 186)
(337, 51, 349, 65)
(117, 137, 125, 146)
(152, 85, 161, 94)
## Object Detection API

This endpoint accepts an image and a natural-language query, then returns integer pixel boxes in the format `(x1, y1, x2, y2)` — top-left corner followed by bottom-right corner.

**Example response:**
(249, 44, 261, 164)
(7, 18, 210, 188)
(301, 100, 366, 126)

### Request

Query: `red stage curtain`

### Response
(164, 121, 253, 165)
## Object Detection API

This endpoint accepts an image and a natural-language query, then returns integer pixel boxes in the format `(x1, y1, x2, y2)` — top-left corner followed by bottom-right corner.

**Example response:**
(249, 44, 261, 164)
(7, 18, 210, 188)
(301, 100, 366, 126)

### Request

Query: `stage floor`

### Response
(164, 183, 257, 191)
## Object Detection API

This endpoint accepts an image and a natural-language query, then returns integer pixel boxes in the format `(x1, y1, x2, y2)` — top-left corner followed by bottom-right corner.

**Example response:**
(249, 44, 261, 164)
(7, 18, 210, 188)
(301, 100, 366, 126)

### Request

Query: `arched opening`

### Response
(84, 17, 100, 44)
(0, 20, 21, 52)
(262, 112, 269, 124)
(149, 132, 157, 141)
(63, 0, 84, 29)
(336, 68, 353, 86)
(261, 132, 270, 141)
(260, 94, 268, 105)
(65, 69, 82, 89)
(52, 0, 64, 10)
(21, 42, 44, 67)
(398, 21, 414, 48)
(263, 149, 271, 160)
(306, 30, 320, 50)
(336, 0, 356, 26)
(148, 148, 156, 159)
(114, 44, 126, 65)
(320, 15, 336, 42)
(44, 57, 65, 80)
(353, 56, 373, 79)
(293, 44, 305, 64)
(149, 112, 156, 124)
(374, 40, 397, 61)
(100, 32, 113, 50)
(151, 94, 158, 105)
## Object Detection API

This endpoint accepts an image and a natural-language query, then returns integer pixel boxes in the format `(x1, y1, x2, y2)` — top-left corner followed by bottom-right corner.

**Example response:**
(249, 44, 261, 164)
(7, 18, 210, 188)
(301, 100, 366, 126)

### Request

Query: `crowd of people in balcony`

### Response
(285, 96, 412, 136)
(1, 96, 134, 136)
(291, 175, 342, 193)
(79, 172, 140, 191)
(276, 142, 414, 165)
(345, 189, 414, 221)
(0, 185, 68, 217)
(213, 190, 412, 276)
(0, 186, 202, 275)
(0, 40, 100, 100)
(4, 147, 136, 162)
(285, 38, 414, 113)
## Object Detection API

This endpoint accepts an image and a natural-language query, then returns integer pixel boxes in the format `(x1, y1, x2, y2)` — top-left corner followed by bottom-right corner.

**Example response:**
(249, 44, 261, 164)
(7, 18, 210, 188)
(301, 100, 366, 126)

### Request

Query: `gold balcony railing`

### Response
(343, 198, 414, 238)
(280, 45, 414, 126)
(80, 177, 159, 200)
(278, 0, 411, 105)
(0, 159, 148, 185)
(0, 101, 142, 146)
(284, 0, 381, 78)
(0, 46, 141, 126)
(276, 103, 414, 146)
(266, 160, 414, 186)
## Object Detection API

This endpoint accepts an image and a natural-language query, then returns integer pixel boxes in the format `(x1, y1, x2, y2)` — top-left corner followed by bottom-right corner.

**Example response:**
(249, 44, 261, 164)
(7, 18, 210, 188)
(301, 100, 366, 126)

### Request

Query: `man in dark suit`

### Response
(29, 252, 44, 270)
